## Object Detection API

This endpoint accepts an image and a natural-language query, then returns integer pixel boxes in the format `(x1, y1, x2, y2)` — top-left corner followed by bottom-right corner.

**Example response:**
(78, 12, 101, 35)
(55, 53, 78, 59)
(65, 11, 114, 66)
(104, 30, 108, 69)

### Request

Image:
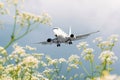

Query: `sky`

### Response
(22, 0, 120, 35)
(1, 0, 120, 75)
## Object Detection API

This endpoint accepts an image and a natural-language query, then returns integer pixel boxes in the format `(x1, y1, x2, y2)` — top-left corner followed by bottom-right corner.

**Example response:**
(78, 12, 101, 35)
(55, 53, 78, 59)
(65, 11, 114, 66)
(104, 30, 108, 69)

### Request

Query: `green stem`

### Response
(80, 64, 90, 76)
(29, 68, 33, 80)
(53, 64, 59, 80)
(4, 39, 14, 49)
(12, 5, 18, 37)
(90, 60, 94, 79)
(4, 23, 31, 49)
(15, 23, 31, 41)
(4, 5, 18, 49)
(103, 58, 107, 71)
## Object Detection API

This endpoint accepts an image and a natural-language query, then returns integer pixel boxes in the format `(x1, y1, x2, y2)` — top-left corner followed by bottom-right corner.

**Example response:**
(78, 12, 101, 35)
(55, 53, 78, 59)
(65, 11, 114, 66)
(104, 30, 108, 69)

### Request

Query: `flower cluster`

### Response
(22, 56, 39, 68)
(99, 50, 118, 65)
(0, 2, 8, 15)
(0, 2, 4, 8)
(95, 71, 120, 80)
(6, 0, 24, 5)
(108, 34, 119, 42)
(0, 46, 7, 55)
(76, 42, 88, 50)
(81, 48, 94, 61)
(77, 42, 94, 62)
(94, 34, 119, 51)
(0, 34, 119, 80)
(17, 12, 52, 27)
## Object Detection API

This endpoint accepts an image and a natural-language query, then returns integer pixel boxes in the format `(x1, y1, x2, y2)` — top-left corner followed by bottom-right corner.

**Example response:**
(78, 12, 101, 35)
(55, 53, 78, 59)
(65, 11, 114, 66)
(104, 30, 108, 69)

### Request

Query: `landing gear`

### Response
(57, 44, 60, 47)
(69, 41, 72, 44)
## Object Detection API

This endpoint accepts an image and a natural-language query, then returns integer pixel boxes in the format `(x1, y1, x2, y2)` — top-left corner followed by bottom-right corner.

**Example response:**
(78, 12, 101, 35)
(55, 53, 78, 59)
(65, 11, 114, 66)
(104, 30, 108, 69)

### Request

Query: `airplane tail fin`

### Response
(69, 27, 71, 36)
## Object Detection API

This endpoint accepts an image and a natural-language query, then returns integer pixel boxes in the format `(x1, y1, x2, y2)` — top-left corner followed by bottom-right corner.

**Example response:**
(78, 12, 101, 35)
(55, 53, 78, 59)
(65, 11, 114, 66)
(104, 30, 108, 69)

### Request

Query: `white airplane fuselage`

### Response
(53, 28, 70, 43)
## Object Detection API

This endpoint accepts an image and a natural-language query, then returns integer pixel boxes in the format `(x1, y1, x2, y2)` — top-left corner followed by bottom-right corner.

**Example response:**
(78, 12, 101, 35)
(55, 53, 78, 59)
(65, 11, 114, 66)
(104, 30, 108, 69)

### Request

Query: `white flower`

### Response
(81, 48, 94, 61)
(98, 41, 114, 50)
(96, 74, 120, 80)
(76, 42, 88, 50)
(0, 46, 7, 55)
(12, 43, 26, 55)
(0, 2, 4, 8)
(93, 37, 102, 43)
(61, 75, 66, 80)
(43, 68, 53, 74)
(0, 76, 13, 80)
(68, 55, 80, 64)
(22, 56, 39, 68)
(33, 53, 44, 60)
(68, 64, 79, 69)
(108, 34, 119, 42)
(6, 0, 24, 5)
(99, 50, 118, 64)
(45, 55, 52, 63)
(59, 58, 67, 63)
(40, 61, 47, 67)
(37, 74, 49, 80)
(25, 45, 36, 51)
(83, 48, 94, 54)
(17, 11, 52, 27)
(40, 12, 52, 26)
(48, 59, 58, 65)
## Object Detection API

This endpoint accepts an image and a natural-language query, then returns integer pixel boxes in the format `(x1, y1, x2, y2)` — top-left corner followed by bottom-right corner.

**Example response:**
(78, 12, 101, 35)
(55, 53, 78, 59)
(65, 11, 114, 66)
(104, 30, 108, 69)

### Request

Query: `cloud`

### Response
(2, 0, 120, 35)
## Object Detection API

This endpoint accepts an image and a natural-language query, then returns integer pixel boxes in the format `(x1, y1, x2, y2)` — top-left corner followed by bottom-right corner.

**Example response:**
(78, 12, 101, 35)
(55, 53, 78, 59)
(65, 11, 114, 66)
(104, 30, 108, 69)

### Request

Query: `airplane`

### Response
(35, 27, 99, 47)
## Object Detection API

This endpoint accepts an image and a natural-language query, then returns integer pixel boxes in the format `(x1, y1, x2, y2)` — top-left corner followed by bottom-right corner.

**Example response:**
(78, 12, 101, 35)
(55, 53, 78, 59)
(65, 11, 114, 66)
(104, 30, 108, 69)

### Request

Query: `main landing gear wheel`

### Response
(57, 44, 60, 47)
(69, 41, 72, 44)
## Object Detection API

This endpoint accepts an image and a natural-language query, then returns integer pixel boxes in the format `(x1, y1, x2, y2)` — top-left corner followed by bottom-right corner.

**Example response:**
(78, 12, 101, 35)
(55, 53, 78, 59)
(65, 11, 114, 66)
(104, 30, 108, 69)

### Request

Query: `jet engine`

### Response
(47, 38, 52, 42)
(70, 34, 74, 38)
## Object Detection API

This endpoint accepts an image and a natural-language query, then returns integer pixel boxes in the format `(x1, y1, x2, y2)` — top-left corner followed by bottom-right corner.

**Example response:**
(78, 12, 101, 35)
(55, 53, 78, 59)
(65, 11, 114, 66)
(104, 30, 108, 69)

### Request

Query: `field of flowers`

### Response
(0, 0, 120, 80)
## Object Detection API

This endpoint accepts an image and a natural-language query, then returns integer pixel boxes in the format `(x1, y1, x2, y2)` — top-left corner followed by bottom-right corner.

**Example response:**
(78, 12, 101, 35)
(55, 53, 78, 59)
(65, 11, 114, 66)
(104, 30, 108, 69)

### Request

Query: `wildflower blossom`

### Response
(67, 64, 79, 71)
(95, 71, 120, 80)
(0, 2, 4, 8)
(43, 68, 53, 75)
(0, 8, 9, 15)
(0, 76, 12, 80)
(108, 34, 119, 42)
(37, 74, 49, 80)
(12, 43, 26, 55)
(45, 55, 52, 65)
(6, 0, 24, 5)
(48, 59, 58, 66)
(22, 56, 39, 68)
(17, 12, 52, 27)
(93, 37, 102, 43)
(99, 50, 118, 64)
(81, 48, 94, 61)
(59, 58, 67, 63)
(99, 41, 113, 47)
(0, 64, 4, 70)
(76, 42, 88, 50)
(25, 45, 36, 51)
(68, 55, 80, 64)
(40, 61, 47, 67)
(32, 53, 44, 60)
(82, 48, 94, 54)
(0, 46, 7, 55)
(0, 2, 8, 15)
(61, 75, 66, 80)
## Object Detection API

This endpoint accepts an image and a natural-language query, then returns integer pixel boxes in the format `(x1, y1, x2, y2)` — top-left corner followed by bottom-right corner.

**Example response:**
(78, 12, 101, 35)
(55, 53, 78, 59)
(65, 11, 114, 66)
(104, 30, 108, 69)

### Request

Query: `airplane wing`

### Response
(33, 42, 52, 45)
(71, 30, 100, 41)
(34, 38, 58, 45)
